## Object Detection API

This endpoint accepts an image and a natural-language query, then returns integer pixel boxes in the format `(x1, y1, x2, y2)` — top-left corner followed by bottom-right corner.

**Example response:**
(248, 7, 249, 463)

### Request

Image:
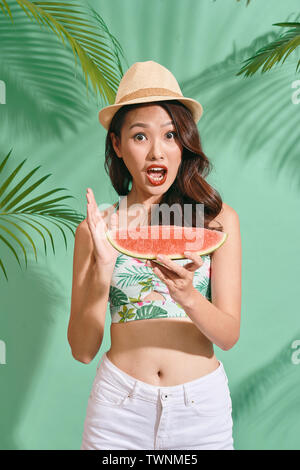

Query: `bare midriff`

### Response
(107, 317, 220, 386)
(105, 202, 220, 387)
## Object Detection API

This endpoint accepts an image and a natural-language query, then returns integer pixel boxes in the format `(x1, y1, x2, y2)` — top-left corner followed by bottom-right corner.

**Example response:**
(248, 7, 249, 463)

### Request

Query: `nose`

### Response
(149, 136, 165, 161)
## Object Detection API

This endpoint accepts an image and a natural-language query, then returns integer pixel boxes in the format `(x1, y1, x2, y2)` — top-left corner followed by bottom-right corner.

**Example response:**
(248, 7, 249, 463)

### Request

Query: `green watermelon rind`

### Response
(105, 226, 228, 260)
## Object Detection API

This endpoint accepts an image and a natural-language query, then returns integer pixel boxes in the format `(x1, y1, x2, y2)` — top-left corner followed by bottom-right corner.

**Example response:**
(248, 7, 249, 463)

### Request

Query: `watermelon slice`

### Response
(105, 225, 227, 260)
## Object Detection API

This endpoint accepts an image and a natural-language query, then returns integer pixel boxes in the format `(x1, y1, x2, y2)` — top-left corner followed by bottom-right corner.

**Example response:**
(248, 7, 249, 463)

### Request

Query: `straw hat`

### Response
(98, 60, 203, 130)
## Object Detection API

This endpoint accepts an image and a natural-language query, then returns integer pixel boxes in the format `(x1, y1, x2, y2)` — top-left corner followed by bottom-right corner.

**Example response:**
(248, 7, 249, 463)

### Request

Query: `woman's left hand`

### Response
(145, 251, 203, 307)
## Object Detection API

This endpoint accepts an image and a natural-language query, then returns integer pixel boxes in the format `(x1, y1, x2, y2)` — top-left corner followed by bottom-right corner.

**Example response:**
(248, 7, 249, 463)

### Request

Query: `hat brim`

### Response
(98, 95, 203, 131)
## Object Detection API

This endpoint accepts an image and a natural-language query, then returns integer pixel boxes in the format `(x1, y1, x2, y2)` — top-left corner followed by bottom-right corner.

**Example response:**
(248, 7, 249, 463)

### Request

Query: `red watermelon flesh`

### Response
(105, 225, 227, 260)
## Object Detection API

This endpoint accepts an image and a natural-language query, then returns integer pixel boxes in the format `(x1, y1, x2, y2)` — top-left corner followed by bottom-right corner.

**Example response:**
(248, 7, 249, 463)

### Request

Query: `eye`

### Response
(133, 133, 146, 141)
(166, 131, 177, 139)
(133, 131, 177, 141)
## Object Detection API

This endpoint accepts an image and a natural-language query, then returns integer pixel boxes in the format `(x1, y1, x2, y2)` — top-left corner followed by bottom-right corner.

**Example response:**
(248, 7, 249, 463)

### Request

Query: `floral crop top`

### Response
(108, 201, 212, 323)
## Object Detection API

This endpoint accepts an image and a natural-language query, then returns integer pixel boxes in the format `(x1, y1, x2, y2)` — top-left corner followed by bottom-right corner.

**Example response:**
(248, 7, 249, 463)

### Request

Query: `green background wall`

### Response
(1, 0, 300, 450)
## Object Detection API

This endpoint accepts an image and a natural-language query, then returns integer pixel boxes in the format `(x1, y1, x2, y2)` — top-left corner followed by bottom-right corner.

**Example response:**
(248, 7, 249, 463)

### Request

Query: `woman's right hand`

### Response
(86, 187, 119, 268)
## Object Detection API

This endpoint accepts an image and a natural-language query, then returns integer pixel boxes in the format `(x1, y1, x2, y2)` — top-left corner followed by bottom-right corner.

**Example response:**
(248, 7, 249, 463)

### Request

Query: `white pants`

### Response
(81, 353, 234, 450)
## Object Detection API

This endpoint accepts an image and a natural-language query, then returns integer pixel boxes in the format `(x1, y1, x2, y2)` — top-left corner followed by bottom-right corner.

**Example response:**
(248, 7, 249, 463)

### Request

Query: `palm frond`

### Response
(0, 258, 8, 280)
(0, 1, 126, 138)
(236, 21, 300, 76)
(89, 6, 127, 79)
(181, 22, 300, 189)
(10, 0, 124, 102)
(0, 149, 84, 281)
(0, 0, 12, 18)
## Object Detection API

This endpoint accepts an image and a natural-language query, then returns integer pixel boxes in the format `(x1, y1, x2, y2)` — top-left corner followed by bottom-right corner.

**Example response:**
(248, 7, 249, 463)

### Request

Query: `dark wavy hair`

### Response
(103, 100, 223, 231)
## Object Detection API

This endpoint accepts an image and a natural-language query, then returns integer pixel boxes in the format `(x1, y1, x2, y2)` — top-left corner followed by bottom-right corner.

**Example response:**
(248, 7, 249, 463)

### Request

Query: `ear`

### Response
(110, 132, 122, 159)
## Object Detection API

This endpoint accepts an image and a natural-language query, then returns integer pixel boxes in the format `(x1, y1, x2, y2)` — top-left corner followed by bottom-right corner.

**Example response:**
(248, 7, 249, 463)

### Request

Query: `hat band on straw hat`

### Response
(117, 87, 182, 104)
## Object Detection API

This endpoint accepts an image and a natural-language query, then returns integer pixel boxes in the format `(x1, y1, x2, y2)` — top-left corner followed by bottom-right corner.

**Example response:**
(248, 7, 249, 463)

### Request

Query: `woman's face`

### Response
(110, 104, 183, 203)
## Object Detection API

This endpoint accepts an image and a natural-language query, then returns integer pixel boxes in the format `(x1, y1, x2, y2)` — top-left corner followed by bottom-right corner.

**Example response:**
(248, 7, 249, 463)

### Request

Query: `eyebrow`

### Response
(129, 120, 174, 130)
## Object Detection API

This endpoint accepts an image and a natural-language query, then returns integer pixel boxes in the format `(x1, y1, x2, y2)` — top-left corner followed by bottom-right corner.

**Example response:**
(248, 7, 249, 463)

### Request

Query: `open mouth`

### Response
(146, 169, 167, 186)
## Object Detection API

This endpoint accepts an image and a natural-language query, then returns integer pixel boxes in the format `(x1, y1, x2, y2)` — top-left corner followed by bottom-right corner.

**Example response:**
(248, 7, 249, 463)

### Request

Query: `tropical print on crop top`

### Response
(108, 201, 212, 323)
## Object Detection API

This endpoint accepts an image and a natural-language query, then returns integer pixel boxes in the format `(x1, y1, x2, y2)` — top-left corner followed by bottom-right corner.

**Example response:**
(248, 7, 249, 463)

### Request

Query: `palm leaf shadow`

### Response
(230, 331, 300, 427)
(0, 1, 126, 140)
(0, 257, 71, 449)
(181, 13, 300, 190)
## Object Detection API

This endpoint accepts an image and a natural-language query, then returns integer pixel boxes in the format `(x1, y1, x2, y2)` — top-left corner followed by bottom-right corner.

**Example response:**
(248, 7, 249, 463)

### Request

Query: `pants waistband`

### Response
(96, 353, 229, 405)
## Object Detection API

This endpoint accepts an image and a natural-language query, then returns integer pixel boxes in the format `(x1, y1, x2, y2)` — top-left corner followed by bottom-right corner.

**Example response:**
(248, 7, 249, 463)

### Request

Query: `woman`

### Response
(68, 61, 241, 450)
